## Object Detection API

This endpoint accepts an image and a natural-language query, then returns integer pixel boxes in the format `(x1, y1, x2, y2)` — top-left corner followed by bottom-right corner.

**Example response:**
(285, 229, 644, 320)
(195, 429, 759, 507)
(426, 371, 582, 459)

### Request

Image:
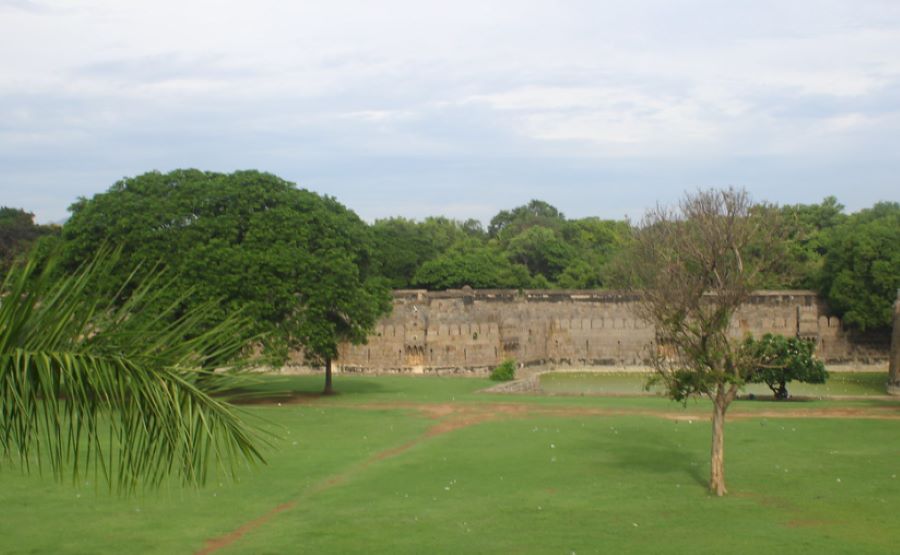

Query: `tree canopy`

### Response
(744, 333, 827, 399)
(412, 240, 532, 290)
(818, 202, 900, 331)
(60, 170, 392, 376)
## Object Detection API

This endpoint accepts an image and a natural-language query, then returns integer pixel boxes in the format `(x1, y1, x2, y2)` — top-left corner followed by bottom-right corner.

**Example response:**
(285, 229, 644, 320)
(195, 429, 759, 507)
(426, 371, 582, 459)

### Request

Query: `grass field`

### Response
(539, 371, 890, 398)
(2, 374, 899, 554)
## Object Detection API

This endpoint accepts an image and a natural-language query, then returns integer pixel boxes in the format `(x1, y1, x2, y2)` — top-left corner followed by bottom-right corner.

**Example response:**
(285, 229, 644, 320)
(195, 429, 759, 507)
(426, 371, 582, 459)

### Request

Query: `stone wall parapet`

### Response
(295, 289, 890, 374)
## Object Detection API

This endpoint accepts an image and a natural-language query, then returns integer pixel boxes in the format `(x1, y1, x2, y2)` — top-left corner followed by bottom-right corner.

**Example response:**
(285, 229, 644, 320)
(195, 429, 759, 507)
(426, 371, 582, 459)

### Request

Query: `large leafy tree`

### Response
(629, 188, 785, 496)
(1, 250, 263, 490)
(819, 202, 900, 331)
(60, 169, 391, 391)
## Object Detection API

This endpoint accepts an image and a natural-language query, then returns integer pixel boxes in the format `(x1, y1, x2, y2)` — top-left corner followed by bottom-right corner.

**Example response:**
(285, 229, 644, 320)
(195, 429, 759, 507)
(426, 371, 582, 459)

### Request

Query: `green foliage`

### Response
(489, 359, 517, 381)
(371, 200, 638, 290)
(0, 248, 264, 491)
(775, 196, 846, 289)
(743, 333, 827, 399)
(60, 169, 391, 362)
(371, 216, 485, 288)
(505, 226, 574, 282)
(0, 207, 58, 272)
(371, 217, 438, 288)
(412, 240, 532, 290)
(488, 199, 565, 241)
(819, 201, 900, 331)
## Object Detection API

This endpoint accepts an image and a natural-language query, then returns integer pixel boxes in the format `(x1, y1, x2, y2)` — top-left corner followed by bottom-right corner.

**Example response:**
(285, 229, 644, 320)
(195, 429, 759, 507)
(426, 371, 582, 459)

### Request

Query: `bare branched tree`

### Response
(630, 188, 785, 496)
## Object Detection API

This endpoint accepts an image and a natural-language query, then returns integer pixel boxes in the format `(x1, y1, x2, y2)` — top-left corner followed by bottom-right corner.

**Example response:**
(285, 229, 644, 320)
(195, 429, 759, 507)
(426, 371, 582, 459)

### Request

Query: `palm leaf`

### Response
(0, 249, 266, 491)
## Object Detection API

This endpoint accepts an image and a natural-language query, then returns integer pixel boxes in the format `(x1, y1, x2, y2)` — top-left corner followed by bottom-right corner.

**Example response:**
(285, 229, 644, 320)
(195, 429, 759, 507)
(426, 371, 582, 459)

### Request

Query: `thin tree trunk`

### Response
(322, 357, 334, 395)
(889, 291, 900, 392)
(710, 387, 728, 496)
(776, 379, 788, 400)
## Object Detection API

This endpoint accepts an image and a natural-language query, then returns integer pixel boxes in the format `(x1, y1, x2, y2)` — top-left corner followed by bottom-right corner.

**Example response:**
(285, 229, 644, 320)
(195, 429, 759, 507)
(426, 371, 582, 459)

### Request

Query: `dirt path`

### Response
(194, 404, 508, 554)
(337, 399, 900, 421)
(195, 398, 899, 553)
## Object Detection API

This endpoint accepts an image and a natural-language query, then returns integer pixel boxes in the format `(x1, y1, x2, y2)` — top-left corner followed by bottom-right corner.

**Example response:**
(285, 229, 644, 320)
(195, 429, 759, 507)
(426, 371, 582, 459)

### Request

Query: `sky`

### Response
(2, 0, 899, 224)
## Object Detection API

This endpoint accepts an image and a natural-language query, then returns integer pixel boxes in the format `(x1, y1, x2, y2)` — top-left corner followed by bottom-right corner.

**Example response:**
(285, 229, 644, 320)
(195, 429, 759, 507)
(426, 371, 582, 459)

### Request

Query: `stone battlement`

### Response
(294, 289, 890, 375)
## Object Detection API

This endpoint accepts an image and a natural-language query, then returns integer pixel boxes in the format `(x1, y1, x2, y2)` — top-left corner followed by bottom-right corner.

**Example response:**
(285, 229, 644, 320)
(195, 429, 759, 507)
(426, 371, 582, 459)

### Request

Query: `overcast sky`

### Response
(2, 0, 899, 224)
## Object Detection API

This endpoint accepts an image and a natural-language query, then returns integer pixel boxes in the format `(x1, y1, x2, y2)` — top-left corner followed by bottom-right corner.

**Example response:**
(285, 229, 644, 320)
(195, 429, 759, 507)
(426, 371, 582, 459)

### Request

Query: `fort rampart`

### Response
(307, 289, 889, 375)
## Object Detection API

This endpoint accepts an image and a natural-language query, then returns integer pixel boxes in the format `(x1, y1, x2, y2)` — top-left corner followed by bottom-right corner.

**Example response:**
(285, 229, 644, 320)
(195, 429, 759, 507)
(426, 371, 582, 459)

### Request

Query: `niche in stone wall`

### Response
(405, 345, 425, 365)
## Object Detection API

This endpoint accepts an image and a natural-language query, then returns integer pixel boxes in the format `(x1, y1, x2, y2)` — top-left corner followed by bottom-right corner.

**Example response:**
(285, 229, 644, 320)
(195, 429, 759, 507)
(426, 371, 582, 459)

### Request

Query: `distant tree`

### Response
(556, 259, 604, 289)
(505, 226, 573, 282)
(773, 196, 846, 289)
(370, 216, 487, 288)
(488, 200, 566, 241)
(819, 202, 900, 331)
(744, 334, 827, 399)
(60, 170, 392, 393)
(0, 207, 58, 271)
(629, 188, 785, 496)
(420, 216, 482, 251)
(459, 218, 487, 238)
(371, 218, 438, 288)
(558, 218, 632, 288)
(412, 240, 532, 290)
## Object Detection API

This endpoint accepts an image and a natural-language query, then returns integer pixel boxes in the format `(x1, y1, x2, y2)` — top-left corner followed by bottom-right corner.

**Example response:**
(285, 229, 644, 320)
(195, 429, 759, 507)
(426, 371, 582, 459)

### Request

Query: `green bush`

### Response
(744, 333, 827, 399)
(490, 359, 517, 381)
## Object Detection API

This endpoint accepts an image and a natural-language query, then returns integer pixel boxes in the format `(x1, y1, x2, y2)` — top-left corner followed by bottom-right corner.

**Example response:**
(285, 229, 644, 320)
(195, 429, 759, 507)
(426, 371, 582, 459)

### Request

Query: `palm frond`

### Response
(0, 248, 266, 491)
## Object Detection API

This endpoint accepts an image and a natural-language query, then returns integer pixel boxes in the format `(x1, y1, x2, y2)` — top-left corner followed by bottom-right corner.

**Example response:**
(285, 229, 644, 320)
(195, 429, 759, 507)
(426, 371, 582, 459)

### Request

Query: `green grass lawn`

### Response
(540, 371, 890, 398)
(1, 374, 899, 554)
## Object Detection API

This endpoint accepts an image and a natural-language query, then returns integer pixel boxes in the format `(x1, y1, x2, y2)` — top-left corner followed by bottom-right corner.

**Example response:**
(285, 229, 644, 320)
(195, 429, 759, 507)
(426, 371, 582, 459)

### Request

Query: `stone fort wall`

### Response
(310, 289, 889, 375)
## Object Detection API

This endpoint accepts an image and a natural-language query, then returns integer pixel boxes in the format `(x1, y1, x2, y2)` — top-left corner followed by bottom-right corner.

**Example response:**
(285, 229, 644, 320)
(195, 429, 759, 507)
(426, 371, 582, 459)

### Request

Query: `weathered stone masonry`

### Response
(313, 289, 889, 375)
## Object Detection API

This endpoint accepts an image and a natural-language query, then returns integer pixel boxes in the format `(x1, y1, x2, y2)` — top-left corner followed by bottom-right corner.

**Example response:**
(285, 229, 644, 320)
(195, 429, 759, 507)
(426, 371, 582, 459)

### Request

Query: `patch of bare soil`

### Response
(785, 518, 834, 528)
(729, 406, 900, 420)
(229, 391, 324, 405)
(194, 501, 296, 555)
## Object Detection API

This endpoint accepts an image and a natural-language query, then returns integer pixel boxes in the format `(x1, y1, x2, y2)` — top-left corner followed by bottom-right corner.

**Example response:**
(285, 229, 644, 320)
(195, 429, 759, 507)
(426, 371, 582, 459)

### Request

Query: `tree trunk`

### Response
(775, 379, 788, 400)
(322, 357, 334, 395)
(889, 290, 900, 394)
(709, 389, 728, 496)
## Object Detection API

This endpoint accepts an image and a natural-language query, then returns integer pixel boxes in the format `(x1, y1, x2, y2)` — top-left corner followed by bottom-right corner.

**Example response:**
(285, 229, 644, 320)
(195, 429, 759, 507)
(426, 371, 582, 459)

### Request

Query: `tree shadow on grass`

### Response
(222, 375, 386, 405)
(604, 428, 707, 488)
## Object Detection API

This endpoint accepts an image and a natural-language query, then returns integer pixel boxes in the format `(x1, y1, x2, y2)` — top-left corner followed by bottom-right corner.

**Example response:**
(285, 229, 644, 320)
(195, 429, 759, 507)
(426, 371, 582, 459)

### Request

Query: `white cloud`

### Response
(1, 1, 899, 221)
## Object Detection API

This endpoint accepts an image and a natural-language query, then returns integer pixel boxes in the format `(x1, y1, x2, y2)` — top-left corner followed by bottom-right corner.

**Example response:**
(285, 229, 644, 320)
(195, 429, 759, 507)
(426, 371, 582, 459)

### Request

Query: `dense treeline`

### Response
(3, 171, 898, 332)
(371, 196, 899, 331)
(372, 200, 630, 290)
